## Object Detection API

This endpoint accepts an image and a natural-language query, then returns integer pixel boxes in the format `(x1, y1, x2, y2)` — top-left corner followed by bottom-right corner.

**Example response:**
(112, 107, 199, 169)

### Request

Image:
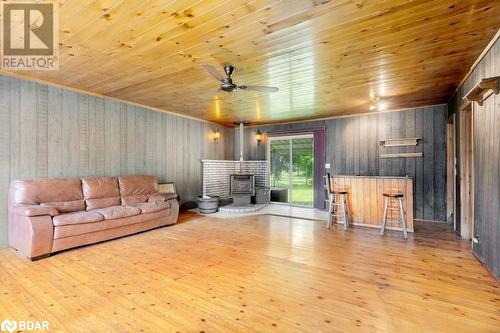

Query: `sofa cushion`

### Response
(129, 201, 171, 214)
(82, 177, 121, 210)
(82, 177, 119, 198)
(148, 192, 177, 203)
(121, 194, 149, 206)
(11, 178, 83, 205)
(94, 206, 141, 220)
(86, 197, 121, 211)
(118, 176, 157, 197)
(54, 214, 143, 239)
(41, 200, 85, 213)
(53, 211, 104, 227)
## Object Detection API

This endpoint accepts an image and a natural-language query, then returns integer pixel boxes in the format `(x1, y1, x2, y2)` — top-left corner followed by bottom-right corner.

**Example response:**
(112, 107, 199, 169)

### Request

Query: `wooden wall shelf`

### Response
(380, 137, 421, 147)
(380, 152, 423, 159)
(463, 76, 500, 106)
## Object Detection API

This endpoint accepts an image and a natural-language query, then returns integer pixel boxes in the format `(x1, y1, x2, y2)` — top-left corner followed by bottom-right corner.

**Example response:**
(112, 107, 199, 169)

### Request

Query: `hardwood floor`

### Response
(0, 212, 498, 332)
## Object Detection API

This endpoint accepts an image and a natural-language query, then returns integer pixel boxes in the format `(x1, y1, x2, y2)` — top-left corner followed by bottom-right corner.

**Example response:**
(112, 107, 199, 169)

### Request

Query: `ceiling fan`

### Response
(200, 64, 279, 93)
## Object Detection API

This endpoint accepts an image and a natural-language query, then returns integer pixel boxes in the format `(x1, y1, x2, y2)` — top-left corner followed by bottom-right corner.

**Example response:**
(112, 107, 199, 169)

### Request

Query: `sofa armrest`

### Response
(8, 214, 54, 259)
(148, 192, 177, 203)
(12, 204, 59, 217)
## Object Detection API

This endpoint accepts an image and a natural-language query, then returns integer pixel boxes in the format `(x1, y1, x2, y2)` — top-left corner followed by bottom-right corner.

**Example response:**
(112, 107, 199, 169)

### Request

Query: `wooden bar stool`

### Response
(380, 192, 408, 239)
(324, 174, 349, 230)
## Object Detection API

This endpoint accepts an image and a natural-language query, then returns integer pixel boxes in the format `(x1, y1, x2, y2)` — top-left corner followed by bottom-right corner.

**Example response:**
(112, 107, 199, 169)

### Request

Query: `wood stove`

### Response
(230, 174, 255, 206)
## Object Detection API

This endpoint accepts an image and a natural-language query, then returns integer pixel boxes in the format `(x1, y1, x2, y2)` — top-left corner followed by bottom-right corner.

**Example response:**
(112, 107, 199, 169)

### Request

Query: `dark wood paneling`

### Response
(473, 94, 499, 279)
(0, 74, 230, 245)
(241, 106, 448, 221)
(423, 107, 435, 220)
(434, 107, 447, 221)
(448, 36, 499, 278)
(414, 108, 425, 220)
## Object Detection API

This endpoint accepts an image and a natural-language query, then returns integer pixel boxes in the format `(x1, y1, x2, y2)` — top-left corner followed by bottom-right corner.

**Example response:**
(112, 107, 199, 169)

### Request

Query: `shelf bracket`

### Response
(463, 76, 500, 106)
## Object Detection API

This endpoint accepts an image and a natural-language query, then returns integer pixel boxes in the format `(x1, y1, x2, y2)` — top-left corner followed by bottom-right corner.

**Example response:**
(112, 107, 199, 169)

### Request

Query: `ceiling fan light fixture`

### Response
(200, 64, 278, 94)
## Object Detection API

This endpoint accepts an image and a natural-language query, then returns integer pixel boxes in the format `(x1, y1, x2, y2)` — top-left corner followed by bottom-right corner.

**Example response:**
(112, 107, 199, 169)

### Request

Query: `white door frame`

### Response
(267, 133, 314, 207)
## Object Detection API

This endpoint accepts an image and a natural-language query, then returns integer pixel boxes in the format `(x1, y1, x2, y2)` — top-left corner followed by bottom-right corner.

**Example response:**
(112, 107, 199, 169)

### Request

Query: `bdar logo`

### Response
(0, 319, 49, 332)
(0, 319, 17, 333)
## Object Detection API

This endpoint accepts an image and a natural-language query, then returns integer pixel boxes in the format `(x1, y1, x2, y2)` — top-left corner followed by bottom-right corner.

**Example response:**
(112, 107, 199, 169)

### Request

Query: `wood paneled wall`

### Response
(473, 93, 499, 279)
(0, 74, 231, 245)
(236, 105, 448, 222)
(448, 36, 499, 278)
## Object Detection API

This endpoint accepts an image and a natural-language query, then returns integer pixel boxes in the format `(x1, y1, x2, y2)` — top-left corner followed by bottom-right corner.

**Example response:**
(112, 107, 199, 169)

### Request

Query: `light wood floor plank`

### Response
(0, 212, 498, 332)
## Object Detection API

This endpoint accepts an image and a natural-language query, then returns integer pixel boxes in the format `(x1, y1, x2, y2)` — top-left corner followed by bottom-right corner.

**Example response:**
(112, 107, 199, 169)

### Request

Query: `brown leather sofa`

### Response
(8, 175, 179, 260)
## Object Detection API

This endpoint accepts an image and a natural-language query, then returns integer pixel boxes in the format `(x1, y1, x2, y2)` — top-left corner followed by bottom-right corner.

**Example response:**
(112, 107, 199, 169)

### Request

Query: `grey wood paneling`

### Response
(448, 37, 499, 278)
(47, 86, 63, 177)
(473, 94, 499, 279)
(0, 74, 230, 246)
(0, 76, 10, 245)
(239, 105, 448, 221)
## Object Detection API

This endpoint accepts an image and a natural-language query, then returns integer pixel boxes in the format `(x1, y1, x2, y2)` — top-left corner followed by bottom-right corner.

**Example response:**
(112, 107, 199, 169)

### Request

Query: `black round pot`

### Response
(197, 196, 220, 214)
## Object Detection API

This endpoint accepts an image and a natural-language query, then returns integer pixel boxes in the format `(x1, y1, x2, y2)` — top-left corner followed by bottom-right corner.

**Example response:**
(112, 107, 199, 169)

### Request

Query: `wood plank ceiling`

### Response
(2, 0, 499, 126)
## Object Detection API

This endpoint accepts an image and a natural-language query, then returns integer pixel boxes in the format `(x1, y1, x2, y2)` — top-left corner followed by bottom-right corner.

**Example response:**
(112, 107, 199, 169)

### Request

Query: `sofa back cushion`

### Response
(118, 176, 157, 206)
(10, 178, 84, 213)
(82, 177, 121, 210)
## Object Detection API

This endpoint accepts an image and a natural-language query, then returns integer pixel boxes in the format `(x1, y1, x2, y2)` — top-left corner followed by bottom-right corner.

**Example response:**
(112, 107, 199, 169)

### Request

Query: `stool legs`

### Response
(327, 193, 334, 229)
(327, 193, 349, 230)
(381, 196, 407, 239)
(398, 198, 408, 239)
(342, 194, 348, 230)
(380, 197, 388, 236)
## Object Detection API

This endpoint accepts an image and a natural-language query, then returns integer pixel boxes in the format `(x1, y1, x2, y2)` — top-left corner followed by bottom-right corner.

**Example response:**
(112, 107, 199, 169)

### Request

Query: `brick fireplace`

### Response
(201, 160, 268, 199)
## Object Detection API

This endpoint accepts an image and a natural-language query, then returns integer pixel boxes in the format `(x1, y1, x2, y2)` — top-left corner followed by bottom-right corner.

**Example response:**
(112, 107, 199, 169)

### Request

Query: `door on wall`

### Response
(447, 115, 456, 228)
(472, 93, 499, 278)
(457, 104, 474, 240)
(268, 135, 314, 207)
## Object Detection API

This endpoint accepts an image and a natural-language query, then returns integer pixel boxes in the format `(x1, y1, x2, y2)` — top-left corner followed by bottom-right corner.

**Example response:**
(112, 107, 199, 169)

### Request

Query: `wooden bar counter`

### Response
(330, 175, 414, 232)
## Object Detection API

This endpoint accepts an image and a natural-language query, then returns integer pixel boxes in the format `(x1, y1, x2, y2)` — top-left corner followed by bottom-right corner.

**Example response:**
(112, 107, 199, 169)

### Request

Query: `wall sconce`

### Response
(213, 129, 220, 144)
(256, 130, 263, 146)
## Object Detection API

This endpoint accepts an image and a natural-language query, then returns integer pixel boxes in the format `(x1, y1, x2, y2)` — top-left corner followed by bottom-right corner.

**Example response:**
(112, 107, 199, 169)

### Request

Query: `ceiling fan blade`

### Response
(200, 64, 225, 82)
(239, 85, 279, 93)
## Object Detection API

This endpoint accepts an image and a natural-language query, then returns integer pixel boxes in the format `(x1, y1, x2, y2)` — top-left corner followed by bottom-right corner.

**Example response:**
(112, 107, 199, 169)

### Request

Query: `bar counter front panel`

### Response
(330, 175, 414, 232)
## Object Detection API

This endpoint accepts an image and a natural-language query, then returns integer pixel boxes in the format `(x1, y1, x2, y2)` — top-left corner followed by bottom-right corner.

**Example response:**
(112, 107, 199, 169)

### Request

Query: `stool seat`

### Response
(383, 193, 404, 198)
(381, 193, 407, 239)
(332, 190, 348, 195)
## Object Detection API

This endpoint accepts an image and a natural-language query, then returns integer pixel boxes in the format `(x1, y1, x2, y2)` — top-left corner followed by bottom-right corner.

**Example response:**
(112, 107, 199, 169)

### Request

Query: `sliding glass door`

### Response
(268, 134, 314, 207)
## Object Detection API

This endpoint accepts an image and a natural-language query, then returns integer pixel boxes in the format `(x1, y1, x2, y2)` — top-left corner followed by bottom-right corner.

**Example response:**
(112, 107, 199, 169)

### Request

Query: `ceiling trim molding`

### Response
(0, 70, 229, 128)
(449, 27, 500, 103)
(243, 104, 448, 129)
(266, 127, 326, 135)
